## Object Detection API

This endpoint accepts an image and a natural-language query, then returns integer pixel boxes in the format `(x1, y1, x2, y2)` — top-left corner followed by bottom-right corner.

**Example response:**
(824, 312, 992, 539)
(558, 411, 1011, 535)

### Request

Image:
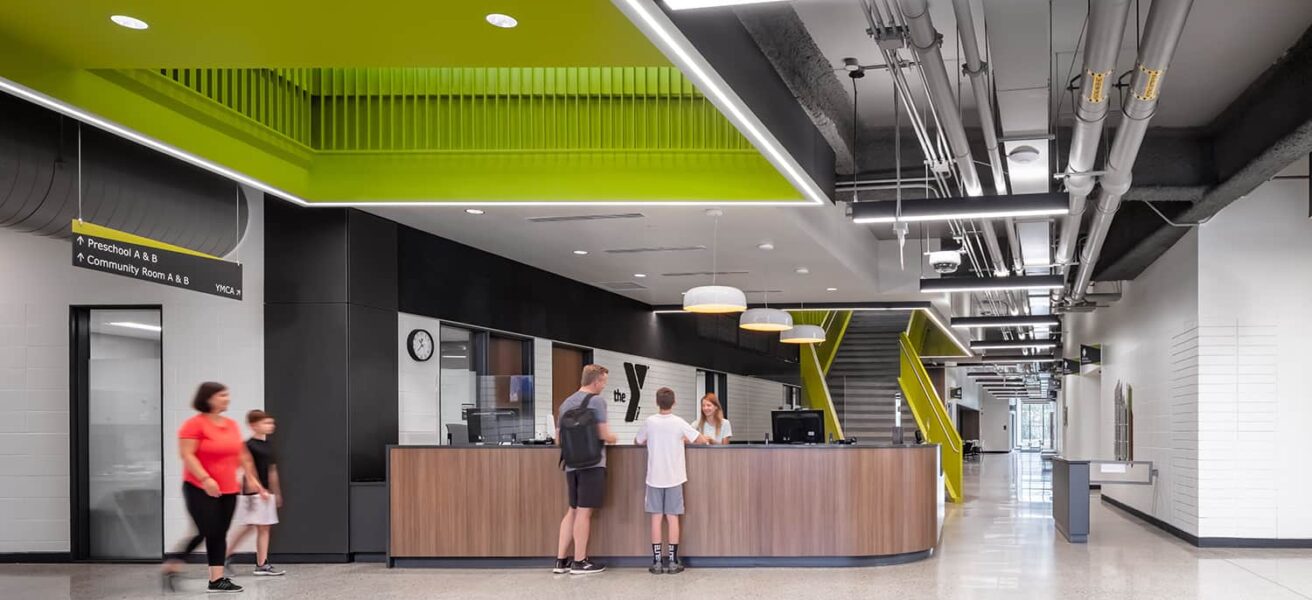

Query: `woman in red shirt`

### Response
(162, 382, 268, 593)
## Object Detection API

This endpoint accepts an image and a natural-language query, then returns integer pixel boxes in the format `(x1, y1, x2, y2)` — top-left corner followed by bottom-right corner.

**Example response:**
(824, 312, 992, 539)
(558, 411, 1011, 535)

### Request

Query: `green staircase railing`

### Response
(898, 330, 964, 502)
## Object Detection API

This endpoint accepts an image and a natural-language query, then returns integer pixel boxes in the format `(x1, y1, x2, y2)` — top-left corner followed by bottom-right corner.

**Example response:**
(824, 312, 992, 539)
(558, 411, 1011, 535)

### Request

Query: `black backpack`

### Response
(559, 394, 603, 469)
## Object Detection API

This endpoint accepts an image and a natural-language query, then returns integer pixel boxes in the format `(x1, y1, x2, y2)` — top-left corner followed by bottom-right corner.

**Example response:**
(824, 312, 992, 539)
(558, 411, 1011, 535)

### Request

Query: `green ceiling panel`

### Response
(0, 7, 806, 205)
(152, 67, 752, 154)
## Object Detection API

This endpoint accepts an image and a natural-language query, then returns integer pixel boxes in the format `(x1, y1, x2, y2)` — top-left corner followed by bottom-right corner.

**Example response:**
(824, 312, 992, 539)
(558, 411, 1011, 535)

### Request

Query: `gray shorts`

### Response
(645, 484, 685, 515)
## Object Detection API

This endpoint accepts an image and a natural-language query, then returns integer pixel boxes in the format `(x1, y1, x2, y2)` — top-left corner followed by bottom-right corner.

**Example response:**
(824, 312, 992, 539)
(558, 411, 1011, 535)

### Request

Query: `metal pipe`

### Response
(1054, 0, 1133, 281)
(898, 0, 1008, 276)
(1070, 0, 1194, 302)
(950, 0, 1023, 274)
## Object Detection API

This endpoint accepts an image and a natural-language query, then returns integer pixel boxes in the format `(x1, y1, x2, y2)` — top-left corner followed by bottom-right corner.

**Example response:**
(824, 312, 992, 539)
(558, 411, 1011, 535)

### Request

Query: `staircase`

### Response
(827, 313, 920, 444)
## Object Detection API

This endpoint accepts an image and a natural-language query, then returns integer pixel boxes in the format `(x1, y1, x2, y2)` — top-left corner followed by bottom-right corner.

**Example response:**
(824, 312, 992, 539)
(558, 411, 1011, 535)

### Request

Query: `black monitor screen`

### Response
(772, 410, 825, 444)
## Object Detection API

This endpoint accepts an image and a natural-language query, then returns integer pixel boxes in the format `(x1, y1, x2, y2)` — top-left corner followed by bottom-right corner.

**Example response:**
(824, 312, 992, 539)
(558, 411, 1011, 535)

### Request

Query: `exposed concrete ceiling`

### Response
(785, 0, 1312, 129)
(733, 0, 1312, 287)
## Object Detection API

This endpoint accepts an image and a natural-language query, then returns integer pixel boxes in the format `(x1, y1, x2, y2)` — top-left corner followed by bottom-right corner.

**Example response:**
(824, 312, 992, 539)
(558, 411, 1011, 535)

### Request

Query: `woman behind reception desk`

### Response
(693, 393, 732, 444)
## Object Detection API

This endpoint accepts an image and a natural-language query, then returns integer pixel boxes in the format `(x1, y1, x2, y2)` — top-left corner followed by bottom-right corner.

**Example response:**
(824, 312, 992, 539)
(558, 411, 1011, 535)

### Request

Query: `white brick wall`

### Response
(397, 313, 442, 446)
(589, 348, 699, 443)
(1062, 227, 1200, 535)
(0, 189, 265, 554)
(1064, 172, 1312, 540)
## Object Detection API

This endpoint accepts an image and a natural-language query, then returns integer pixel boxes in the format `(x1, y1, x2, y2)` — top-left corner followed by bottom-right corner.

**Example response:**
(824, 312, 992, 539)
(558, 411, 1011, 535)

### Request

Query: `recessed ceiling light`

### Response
(634, 273, 647, 278)
(465, 208, 485, 215)
(795, 267, 809, 275)
(826, 287, 837, 292)
(110, 15, 149, 30)
(485, 13, 518, 28)
(573, 250, 588, 255)
(757, 242, 775, 251)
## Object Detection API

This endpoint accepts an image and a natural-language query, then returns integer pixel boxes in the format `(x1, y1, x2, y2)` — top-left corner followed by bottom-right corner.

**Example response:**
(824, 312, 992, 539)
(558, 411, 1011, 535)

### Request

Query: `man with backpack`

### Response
(554, 364, 617, 575)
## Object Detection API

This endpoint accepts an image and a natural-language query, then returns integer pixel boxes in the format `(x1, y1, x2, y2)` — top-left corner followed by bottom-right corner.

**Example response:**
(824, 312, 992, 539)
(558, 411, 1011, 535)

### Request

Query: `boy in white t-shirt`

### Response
(635, 387, 707, 574)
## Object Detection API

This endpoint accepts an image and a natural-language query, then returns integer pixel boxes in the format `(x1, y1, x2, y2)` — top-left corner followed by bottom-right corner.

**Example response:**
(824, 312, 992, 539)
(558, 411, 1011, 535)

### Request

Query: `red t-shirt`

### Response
(178, 414, 244, 494)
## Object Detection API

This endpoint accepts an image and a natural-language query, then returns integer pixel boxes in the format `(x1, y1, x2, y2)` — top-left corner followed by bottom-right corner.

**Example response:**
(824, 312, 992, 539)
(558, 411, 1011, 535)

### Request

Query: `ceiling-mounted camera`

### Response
(928, 250, 962, 274)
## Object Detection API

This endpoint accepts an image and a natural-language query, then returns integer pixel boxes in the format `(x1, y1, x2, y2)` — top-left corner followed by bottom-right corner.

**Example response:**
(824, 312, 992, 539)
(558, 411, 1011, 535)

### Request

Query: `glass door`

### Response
(72, 307, 163, 560)
(1017, 401, 1056, 451)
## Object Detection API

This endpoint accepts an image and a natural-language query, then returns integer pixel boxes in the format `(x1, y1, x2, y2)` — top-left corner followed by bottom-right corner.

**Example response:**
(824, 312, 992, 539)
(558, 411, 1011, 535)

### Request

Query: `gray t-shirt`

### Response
(558, 391, 608, 471)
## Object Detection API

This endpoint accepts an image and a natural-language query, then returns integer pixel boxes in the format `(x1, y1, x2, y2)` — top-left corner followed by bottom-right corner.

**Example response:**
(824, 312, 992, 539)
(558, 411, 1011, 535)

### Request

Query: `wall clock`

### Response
(407, 329, 434, 362)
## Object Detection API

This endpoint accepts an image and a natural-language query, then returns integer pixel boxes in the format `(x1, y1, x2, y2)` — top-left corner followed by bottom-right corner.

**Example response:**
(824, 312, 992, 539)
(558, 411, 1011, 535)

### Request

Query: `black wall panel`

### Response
(347, 303, 398, 482)
(264, 200, 399, 554)
(264, 302, 350, 555)
(347, 211, 399, 312)
(663, 6, 836, 202)
(264, 200, 348, 304)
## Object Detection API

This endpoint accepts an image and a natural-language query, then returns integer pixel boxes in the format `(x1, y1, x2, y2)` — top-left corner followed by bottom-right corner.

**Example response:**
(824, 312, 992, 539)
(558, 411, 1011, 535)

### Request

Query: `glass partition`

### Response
(438, 326, 477, 444)
(85, 308, 163, 559)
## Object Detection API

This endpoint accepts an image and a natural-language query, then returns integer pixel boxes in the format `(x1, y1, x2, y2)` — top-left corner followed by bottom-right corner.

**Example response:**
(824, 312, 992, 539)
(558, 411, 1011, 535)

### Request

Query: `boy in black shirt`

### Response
(224, 410, 286, 576)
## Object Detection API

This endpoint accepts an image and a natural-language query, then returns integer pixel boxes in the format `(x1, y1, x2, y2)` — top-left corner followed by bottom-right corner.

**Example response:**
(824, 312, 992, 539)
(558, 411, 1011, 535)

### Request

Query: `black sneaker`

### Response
(551, 558, 572, 574)
(666, 558, 686, 574)
(648, 559, 663, 575)
(206, 577, 243, 593)
(569, 558, 606, 575)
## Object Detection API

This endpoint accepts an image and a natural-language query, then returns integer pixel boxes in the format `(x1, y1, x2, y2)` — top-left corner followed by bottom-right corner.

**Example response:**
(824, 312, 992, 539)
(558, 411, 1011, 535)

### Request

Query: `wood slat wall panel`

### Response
(390, 446, 938, 558)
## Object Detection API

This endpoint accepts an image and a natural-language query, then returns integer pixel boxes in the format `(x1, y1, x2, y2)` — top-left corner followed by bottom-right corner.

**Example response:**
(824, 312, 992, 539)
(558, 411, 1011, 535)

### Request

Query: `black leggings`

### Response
(179, 483, 237, 567)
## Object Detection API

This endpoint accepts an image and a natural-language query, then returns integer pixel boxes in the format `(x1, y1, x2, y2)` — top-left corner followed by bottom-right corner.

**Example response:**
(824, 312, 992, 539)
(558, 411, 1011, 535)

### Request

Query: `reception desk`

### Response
(388, 444, 940, 567)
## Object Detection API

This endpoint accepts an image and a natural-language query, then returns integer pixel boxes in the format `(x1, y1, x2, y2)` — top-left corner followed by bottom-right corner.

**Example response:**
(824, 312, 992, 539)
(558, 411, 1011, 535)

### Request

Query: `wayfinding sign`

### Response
(70, 220, 243, 300)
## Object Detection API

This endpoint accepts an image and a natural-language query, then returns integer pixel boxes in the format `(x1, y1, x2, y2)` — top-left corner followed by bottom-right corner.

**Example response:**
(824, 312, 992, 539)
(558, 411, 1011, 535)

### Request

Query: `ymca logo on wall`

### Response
(610, 362, 648, 422)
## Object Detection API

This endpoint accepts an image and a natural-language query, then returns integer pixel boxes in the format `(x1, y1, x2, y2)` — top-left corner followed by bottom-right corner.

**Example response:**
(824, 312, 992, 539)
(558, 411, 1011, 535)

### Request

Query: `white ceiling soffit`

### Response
(367, 202, 916, 305)
(985, 0, 1050, 138)
(983, 0, 1052, 197)
(1017, 220, 1053, 273)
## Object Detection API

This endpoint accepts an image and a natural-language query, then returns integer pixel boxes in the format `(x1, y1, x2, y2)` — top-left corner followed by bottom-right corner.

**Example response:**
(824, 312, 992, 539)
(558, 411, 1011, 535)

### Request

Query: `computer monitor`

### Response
(772, 410, 825, 444)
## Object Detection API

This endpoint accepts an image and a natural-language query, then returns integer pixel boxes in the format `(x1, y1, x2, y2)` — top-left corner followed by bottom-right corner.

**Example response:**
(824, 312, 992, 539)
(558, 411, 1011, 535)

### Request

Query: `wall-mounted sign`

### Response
(1080, 344, 1102, 365)
(616, 362, 649, 422)
(950, 387, 962, 400)
(71, 220, 243, 300)
(1061, 358, 1080, 375)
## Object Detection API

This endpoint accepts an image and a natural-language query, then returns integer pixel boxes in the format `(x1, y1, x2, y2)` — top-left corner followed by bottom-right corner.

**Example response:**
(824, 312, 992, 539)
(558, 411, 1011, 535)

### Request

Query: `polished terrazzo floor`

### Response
(4, 453, 1311, 599)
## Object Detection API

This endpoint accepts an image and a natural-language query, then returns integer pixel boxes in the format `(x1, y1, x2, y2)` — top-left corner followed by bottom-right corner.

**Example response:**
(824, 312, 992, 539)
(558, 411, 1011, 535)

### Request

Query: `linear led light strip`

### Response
(613, 0, 827, 207)
(0, 73, 814, 208)
(852, 207, 1068, 225)
(0, 76, 310, 205)
(972, 341, 1058, 350)
(664, 0, 790, 9)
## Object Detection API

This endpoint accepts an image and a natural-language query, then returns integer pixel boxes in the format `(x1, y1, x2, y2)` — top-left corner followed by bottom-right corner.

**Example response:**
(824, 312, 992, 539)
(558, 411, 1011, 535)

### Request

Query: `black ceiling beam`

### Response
(1098, 24, 1312, 281)
(664, 2, 837, 202)
(732, 3, 856, 174)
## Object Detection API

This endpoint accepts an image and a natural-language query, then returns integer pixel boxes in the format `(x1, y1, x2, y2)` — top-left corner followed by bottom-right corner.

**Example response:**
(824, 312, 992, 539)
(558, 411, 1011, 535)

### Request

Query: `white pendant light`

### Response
(780, 324, 826, 344)
(738, 240, 789, 330)
(739, 307, 793, 331)
(684, 285, 748, 314)
(682, 209, 746, 314)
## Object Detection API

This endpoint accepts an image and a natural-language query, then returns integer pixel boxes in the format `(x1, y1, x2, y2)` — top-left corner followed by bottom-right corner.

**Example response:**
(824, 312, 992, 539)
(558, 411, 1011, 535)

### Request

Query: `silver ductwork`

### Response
(1069, 0, 1194, 302)
(897, 0, 1008, 277)
(1054, 0, 1133, 280)
(950, 0, 1022, 274)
